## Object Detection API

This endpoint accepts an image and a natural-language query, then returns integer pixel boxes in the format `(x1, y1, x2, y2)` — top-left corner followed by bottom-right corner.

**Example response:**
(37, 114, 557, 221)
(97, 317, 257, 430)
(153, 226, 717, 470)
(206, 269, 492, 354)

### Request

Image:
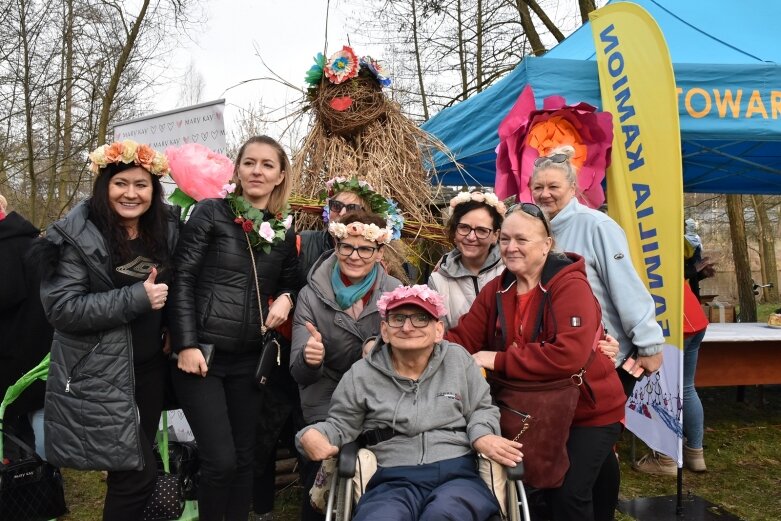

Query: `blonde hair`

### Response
(232, 136, 292, 214)
(531, 145, 578, 188)
(0, 193, 7, 213)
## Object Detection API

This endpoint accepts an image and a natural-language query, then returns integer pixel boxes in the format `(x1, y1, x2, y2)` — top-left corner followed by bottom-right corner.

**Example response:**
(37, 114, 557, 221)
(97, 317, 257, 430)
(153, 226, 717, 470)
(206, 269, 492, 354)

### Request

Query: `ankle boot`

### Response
(683, 445, 707, 472)
(633, 452, 677, 476)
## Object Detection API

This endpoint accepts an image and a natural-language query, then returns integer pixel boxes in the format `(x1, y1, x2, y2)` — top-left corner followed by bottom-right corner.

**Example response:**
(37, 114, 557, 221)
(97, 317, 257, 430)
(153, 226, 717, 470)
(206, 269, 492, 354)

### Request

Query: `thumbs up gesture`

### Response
(143, 267, 169, 310)
(303, 321, 325, 367)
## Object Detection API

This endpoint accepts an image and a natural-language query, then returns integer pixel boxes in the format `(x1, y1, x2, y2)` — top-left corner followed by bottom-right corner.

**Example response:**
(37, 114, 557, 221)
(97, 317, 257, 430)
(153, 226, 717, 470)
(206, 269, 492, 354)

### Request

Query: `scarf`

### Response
(332, 262, 378, 310)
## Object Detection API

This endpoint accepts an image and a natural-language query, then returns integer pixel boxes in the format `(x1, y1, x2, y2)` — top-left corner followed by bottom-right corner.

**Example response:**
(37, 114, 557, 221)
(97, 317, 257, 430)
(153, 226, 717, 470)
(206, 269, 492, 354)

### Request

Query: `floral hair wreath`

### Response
(322, 176, 404, 240)
(305, 46, 392, 88)
(89, 140, 170, 176)
(376, 285, 448, 318)
(329, 221, 392, 245)
(449, 191, 507, 216)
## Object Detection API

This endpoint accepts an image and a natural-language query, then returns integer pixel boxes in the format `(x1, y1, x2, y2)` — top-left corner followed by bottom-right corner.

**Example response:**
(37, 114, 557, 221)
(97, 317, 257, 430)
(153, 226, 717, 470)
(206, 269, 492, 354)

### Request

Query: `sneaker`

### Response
(683, 445, 707, 472)
(632, 452, 677, 476)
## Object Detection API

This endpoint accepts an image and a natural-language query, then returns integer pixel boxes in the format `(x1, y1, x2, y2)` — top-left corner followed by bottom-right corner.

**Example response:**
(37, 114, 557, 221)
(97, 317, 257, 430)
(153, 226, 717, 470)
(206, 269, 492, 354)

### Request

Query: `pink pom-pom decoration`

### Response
(166, 143, 234, 201)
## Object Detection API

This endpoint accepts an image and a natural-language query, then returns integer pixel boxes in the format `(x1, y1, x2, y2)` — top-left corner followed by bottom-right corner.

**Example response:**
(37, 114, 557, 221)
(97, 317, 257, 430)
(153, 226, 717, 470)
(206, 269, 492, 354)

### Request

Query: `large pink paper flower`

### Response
(495, 85, 613, 209)
(166, 143, 234, 201)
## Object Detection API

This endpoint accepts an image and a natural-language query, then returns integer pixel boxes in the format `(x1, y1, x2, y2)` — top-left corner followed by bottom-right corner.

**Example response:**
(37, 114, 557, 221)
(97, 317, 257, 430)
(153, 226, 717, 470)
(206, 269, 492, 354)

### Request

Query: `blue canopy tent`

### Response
(422, 0, 781, 194)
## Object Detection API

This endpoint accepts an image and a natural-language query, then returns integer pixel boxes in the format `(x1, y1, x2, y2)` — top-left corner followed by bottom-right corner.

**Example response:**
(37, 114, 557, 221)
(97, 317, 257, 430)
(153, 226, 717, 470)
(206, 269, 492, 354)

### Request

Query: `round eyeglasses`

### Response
(455, 223, 494, 240)
(386, 312, 433, 328)
(336, 242, 380, 259)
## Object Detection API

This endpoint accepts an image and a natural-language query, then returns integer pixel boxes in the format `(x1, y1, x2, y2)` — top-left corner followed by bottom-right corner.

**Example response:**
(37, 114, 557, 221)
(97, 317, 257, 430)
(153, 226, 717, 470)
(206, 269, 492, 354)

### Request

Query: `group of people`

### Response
(0, 139, 709, 521)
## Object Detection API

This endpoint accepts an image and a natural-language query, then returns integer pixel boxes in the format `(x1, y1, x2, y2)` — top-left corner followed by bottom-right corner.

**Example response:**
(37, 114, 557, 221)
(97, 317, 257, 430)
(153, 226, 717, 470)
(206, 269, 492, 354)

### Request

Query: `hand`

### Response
(300, 428, 338, 461)
(177, 347, 208, 377)
(472, 351, 498, 371)
(266, 295, 293, 329)
(362, 337, 377, 358)
(473, 434, 523, 467)
(143, 267, 168, 310)
(598, 334, 619, 363)
(634, 352, 663, 376)
(303, 322, 325, 367)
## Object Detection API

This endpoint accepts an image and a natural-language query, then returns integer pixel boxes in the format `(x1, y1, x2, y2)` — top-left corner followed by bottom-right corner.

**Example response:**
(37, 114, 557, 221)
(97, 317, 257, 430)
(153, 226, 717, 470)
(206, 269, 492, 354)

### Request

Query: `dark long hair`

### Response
(446, 197, 503, 245)
(89, 162, 170, 265)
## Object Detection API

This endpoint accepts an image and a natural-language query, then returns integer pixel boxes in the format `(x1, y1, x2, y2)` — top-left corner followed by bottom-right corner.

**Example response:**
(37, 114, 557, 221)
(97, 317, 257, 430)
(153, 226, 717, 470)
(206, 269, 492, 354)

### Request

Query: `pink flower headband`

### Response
(376, 285, 448, 319)
(329, 221, 392, 245)
(449, 191, 507, 215)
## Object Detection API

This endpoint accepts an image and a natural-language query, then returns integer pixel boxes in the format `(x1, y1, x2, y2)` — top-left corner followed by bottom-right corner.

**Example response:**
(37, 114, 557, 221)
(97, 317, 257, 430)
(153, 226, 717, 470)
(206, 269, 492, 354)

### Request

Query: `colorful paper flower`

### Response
(360, 56, 392, 88)
(305, 52, 326, 85)
(495, 85, 613, 209)
(324, 46, 359, 84)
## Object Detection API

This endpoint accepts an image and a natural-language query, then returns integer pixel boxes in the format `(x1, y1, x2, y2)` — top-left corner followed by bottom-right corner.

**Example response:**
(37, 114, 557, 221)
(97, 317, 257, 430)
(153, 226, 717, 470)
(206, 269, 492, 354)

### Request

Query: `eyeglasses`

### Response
(329, 199, 365, 213)
(506, 202, 551, 236)
(533, 153, 569, 167)
(386, 312, 433, 328)
(455, 223, 494, 240)
(336, 242, 380, 259)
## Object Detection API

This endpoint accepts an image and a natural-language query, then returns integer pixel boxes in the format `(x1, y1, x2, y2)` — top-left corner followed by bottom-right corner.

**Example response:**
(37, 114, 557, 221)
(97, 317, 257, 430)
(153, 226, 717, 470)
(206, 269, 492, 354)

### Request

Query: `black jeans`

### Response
(545, 423, 622, 521)
(103, 354, 165, 521)
(172, 350, 261, 521)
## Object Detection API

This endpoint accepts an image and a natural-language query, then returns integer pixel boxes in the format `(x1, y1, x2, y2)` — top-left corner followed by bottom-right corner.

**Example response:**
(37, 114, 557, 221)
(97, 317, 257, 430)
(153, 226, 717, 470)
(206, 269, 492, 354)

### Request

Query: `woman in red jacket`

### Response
(446, 203, 625, 521)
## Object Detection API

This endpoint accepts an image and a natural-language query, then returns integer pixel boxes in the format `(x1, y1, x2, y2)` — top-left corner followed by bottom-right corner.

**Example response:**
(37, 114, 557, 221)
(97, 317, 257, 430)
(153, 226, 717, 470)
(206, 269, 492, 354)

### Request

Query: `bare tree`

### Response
(178, 59, 206, 108)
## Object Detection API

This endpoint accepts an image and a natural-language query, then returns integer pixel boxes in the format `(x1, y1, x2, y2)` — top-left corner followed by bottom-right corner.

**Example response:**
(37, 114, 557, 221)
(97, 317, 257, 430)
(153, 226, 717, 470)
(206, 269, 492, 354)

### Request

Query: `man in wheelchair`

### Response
(297, 285, 523, 521)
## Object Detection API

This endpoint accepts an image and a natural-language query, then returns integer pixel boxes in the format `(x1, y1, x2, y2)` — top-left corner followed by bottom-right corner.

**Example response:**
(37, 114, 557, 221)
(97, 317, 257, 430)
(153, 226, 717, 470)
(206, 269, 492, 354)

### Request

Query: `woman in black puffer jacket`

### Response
(169, 135, 298, 521)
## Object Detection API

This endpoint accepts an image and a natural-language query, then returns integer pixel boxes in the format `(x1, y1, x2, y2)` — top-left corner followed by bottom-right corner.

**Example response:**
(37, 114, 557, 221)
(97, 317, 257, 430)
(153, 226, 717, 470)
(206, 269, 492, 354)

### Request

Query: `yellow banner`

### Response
(591, 3, 682, 348)
(591, 2, 683, 459)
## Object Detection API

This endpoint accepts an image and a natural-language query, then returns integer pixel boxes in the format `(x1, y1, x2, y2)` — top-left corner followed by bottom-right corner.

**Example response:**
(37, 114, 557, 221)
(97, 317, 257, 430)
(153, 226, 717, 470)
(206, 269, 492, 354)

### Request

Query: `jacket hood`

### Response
(365, 340, 447, 384)
(0, 211, 40, 241)
(436, 243, 502, 279)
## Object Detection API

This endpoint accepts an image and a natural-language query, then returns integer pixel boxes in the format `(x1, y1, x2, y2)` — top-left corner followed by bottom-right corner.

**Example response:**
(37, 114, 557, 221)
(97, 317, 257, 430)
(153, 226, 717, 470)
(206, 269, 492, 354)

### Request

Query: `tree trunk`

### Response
(456, 0, 468, 100)
(514, 0, 545, 56)
(411, 0, 429, 120)
(475, 0, 484, 92)
(60, 0, 75, 213)
(751, 195, 780, 302)
(19, 0, 38, 225)
(96, 0, 152, 145)
(522, 0, 566, 42)
(578, 0, 598, 23)
(727, 195, 756, 321)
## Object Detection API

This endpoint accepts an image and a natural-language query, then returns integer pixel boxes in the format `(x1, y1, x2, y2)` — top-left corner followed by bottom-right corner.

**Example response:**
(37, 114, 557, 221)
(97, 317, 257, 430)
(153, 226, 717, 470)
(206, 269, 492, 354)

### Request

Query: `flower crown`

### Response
(329, 221, 392, 245)
(89, 140, 169, 176)
(376, 285, 447, 318)
(322, 176, 404, 240)
(305, 46, 392, 88)
(449, 191, 507, 215)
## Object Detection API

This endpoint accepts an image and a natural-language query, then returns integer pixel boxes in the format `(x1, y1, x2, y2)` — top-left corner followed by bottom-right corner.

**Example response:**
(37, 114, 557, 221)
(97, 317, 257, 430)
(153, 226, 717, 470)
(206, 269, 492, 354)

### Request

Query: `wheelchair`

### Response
(323, 442, 532, 521)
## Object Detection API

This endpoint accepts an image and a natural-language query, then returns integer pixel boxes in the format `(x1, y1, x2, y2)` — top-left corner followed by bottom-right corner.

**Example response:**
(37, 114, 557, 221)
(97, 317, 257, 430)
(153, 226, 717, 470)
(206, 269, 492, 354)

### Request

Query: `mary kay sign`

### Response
(113, 98, 227, 155)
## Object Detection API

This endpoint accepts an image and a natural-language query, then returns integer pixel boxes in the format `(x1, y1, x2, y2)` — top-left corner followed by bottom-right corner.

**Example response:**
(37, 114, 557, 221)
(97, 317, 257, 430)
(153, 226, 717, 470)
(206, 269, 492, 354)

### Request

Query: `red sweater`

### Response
(446, 252, 625, 427)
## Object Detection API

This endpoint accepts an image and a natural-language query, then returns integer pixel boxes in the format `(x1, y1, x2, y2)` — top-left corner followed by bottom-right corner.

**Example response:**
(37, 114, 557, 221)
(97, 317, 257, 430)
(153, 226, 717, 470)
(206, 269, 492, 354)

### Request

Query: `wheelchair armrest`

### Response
(505, 461, 525, 481)
(337, 441, 360, 478)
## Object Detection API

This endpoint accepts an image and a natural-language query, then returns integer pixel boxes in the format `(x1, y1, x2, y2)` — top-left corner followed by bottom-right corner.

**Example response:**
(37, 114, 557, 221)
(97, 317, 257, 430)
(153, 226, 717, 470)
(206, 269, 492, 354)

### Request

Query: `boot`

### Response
(632, 452, 677, 476)
(683, 445, 707, 472)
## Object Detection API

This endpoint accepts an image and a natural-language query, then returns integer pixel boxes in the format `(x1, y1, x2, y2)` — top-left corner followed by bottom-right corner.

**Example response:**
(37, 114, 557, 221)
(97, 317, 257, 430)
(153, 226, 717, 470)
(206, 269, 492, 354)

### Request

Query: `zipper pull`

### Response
(276, 342, 281, 366)
(65, 377, 71, 393)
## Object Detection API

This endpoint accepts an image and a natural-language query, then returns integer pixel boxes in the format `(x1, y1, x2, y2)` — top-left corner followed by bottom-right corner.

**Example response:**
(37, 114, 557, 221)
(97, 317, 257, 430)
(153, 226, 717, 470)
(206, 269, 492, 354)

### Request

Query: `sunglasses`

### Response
(329, 199, 365, 213)
(533, 153, 569, 167)
(506, 202, 551, 236)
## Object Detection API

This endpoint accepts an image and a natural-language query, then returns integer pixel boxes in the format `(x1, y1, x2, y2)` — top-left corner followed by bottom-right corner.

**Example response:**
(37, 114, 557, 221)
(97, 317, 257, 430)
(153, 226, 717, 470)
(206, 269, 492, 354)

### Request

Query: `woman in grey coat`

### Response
(38, 141, 177, 521)
(291, 210, 401, 521)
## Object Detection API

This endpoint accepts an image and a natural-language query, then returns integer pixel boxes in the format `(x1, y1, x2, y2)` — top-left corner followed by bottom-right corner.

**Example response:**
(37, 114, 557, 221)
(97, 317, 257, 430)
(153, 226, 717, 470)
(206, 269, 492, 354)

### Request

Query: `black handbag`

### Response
(142, 415, 185, 521)
(153, 434, 200, 501)
(0, 430, 67, 521)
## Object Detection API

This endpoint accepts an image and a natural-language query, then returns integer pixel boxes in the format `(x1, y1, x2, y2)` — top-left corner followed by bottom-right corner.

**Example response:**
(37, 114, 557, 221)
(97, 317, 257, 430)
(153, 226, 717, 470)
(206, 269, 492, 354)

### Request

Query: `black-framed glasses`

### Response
(336, 242, 380, 259)
(533, 153, 569, 167)
(329, 199, 365, 213)
(506, 202, 551, 236)
(386, 312, 433, 328)
(455, 223, 494, 240)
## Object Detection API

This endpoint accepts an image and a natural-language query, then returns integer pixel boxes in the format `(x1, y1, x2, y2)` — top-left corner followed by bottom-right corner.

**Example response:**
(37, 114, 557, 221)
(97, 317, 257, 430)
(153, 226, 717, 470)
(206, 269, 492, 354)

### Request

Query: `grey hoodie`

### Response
(428, 244, 504, 329)
(296, 339, 500, 467)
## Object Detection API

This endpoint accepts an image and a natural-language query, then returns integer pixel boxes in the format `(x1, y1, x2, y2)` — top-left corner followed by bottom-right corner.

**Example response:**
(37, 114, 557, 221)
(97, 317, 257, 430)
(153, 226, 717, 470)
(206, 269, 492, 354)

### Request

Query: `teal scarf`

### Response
(332, 262, 378, 310)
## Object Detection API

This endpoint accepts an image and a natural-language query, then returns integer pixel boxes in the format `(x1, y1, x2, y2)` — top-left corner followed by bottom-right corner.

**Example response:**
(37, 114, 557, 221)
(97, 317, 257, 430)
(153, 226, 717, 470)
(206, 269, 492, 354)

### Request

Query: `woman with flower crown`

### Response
(290, 210, 401, 521)
(428, 190, 507, 330)
(36, 140, 178, 520)
(168, 135, 299, 521)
